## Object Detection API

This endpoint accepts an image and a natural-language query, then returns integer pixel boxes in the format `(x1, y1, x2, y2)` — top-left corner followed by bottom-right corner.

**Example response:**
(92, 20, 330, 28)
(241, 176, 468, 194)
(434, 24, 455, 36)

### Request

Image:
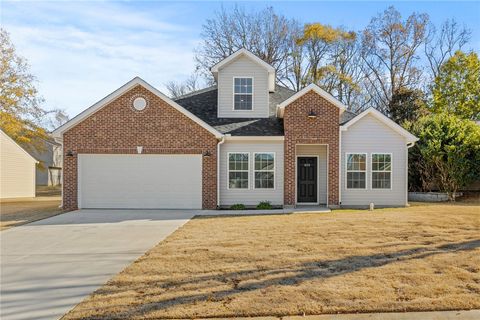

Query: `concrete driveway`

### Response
(0, 209, 195, 320)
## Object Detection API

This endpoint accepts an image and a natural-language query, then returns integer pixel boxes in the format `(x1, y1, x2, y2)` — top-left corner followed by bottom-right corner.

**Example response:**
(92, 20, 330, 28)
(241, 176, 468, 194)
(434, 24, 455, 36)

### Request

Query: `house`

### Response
(0, 129, 38, 199)
(27, 138, 62, 186)
(53, 49, 418, 211)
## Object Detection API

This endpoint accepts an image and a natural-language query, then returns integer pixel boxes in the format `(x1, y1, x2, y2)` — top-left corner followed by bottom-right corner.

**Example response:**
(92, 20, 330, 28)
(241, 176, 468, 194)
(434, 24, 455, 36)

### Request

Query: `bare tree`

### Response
(424, 19, 471, 79)
(296, 24, 355, 85)
(276, 23, 306, 91)
(360, 6, 429, 113)
(195, 6, 299, 86)
(165, 73, 201, 99)
(316, 32, 363, 108)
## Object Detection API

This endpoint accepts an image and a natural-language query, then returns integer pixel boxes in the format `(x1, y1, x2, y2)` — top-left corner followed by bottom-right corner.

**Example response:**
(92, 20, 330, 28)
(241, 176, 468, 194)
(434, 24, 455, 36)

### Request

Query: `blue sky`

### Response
(2, 1, 479, 117)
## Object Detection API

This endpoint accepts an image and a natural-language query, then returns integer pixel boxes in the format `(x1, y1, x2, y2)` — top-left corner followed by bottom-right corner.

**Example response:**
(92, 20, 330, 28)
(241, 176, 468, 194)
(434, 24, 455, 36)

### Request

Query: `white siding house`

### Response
(28, 139, 62, 186)
(340, 109, 417, 207)
(0, 130, 38, 199)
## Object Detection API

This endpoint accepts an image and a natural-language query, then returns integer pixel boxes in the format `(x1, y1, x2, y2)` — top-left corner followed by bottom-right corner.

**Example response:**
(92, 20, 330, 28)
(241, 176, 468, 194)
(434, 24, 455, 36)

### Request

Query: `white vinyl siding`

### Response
(0, 131, 37, 199)
(296, 145, 328, 204)
(78, 154, 202, 209)
(218, 55, 269, 118)
(220, 141, 283, 206)
(341, 114, 408, 206)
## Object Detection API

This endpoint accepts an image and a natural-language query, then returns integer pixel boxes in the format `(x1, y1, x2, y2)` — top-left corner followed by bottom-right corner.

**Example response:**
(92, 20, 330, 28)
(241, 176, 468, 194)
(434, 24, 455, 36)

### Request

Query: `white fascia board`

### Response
(276, 84, 347, 117)
(225, 135, 284, 141)
(210, 48, 276, 92)
(340, 107, 419, 143)
(52, 77, 223, 139)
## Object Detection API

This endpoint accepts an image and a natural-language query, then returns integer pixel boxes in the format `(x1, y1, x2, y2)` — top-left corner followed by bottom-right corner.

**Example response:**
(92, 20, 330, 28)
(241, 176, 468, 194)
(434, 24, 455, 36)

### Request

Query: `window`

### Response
(254, 153, 275, 189)
(372, 153, 392, 189)
(346, 153, 366, 189)
(234, 77, 253, 110)
(228, 153, 249, 189)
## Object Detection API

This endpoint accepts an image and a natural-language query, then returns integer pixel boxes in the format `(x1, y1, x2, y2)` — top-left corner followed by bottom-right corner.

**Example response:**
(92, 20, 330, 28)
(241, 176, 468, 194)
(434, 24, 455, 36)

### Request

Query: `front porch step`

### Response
(291, 205, 331, 213)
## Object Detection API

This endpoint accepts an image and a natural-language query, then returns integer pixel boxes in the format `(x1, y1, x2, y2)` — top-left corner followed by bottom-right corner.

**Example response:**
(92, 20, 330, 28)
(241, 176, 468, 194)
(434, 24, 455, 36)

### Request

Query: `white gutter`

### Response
(216, 136, 226, 208)
(225, 136, 284, 141)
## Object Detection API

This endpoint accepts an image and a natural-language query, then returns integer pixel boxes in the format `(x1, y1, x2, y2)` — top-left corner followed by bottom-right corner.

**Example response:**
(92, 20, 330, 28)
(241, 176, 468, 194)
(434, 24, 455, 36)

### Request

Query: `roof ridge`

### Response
(174, 85, 217, 100)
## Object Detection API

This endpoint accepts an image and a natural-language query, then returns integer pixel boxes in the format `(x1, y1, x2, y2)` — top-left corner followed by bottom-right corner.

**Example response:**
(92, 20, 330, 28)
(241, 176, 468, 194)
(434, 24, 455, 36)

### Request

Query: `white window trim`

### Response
(371, 153, 393, 190)
(253, 152, 276, 190)
(227, 152, 250, 190)
(345, 152, 367, 190)
(232, 77, 254, 111)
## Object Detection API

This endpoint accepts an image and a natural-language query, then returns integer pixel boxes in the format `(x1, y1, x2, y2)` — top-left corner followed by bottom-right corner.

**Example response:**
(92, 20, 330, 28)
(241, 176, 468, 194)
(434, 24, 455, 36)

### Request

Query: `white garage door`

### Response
(78, 154, 202, 209)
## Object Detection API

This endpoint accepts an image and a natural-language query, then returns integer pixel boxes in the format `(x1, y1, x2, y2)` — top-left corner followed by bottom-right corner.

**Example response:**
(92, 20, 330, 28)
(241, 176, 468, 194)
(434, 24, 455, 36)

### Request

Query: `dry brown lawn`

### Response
(63, 203, 480, 319)
(0, 198, 63, 230)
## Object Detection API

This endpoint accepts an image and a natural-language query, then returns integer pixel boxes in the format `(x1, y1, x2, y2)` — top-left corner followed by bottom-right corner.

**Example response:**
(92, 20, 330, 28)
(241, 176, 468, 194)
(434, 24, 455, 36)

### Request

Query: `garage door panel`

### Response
(78, 154, 202, 209)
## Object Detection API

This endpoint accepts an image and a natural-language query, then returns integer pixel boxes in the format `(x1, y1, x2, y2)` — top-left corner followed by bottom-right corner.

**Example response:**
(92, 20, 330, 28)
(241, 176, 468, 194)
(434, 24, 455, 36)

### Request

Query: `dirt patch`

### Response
(0, 198, 63, 230)
(63, 204, 480, 319)
(36, 185, 62, 197)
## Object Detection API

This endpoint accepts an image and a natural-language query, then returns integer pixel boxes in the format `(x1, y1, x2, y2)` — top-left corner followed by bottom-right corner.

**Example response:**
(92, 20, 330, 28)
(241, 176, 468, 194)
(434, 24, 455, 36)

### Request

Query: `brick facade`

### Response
(283, 90, 340, 206)
(62, 85, 218, 211)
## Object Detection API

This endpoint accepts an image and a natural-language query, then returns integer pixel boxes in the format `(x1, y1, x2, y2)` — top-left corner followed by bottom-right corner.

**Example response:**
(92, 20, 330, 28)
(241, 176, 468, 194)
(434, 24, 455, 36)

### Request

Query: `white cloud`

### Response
(2, 1, 201, 117)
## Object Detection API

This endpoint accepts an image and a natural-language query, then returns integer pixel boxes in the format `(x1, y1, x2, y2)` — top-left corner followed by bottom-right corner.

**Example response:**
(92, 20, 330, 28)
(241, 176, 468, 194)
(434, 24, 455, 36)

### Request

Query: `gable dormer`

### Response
(211, 49, 275, 118)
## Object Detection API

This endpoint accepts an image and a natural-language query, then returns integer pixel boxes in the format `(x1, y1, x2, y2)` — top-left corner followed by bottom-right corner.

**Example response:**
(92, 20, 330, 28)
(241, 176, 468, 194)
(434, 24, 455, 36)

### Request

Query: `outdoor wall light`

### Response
(203, 151, 212, 158)
(307, 110, 317, 119)
(66, 150, 74, 157)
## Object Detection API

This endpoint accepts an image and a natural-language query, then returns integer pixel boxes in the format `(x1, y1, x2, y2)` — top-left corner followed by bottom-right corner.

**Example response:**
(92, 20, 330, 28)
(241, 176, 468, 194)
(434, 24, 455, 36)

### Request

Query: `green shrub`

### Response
(230, 204, 246, 210)
(256, 201, 272, 210)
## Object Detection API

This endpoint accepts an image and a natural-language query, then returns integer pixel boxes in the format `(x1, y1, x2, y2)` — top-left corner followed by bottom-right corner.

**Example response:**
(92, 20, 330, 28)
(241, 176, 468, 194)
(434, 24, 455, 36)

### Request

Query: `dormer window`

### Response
(233, 77, 253, 110)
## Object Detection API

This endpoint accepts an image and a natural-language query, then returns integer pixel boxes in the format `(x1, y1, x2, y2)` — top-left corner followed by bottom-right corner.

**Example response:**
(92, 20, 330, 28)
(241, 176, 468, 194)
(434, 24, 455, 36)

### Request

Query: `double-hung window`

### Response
(371, 153, 392, 189)
(254, 153, 275, 189)
(228, 153, 249, 189)
(234, 77, 253, 110)
(346, 153, 367, 189)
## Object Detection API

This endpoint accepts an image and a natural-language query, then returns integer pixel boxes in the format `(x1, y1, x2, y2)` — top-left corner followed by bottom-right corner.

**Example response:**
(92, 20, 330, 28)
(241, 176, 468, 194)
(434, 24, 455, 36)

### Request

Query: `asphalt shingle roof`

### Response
(175, 85, 356, 136)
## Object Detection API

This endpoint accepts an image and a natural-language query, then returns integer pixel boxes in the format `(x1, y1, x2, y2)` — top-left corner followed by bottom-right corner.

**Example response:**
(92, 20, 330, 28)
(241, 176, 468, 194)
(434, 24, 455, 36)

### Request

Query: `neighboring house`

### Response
(27, 138, 62, 186)
(0, 129, 38, 199)
(53, 49, 418, 211)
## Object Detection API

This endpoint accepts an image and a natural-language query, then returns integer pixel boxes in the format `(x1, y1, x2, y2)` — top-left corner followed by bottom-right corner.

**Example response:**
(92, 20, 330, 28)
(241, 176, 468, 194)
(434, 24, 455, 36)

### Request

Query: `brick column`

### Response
(283, 90, 340, 206)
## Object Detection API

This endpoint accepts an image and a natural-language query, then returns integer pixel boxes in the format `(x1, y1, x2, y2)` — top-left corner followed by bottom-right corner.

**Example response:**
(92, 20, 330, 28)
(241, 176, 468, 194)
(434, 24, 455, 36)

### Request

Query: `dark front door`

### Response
(297, 157, 318, 203)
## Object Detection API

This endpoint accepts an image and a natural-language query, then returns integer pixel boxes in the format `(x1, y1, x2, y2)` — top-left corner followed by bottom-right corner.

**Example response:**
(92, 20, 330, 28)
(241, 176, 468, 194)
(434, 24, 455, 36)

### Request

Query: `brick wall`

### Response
(62, 85, 218, 211)
(283, 90, 340, 206)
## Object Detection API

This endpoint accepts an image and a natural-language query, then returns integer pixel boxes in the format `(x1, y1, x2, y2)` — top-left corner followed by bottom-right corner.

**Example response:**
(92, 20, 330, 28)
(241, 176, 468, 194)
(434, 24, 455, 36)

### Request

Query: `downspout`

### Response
(405, 141, 416, 206)
(216, 135, 226, 208)
(338, 126, 342, 207)
(57, 134, 64, 209)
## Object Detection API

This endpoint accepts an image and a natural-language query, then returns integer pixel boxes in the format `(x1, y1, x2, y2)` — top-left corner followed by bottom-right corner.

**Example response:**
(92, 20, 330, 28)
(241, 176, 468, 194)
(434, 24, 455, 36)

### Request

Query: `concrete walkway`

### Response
(0, 209, 195, 320)
(205, 310, 479, 319)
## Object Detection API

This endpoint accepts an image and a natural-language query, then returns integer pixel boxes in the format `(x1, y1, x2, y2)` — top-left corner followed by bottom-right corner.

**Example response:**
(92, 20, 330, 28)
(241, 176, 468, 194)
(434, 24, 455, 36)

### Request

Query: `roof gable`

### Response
(210, 48, 276, 92)
(341, 107, 418, 143)
(52, 77, 223, 138)
(276, 84, 347, 117)
(0, 130, 38, 163)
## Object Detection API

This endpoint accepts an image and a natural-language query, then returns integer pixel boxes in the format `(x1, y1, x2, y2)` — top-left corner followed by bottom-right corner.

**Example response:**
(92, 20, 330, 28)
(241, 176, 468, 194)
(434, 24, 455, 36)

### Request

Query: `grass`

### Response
(63, 203, 480, 319)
